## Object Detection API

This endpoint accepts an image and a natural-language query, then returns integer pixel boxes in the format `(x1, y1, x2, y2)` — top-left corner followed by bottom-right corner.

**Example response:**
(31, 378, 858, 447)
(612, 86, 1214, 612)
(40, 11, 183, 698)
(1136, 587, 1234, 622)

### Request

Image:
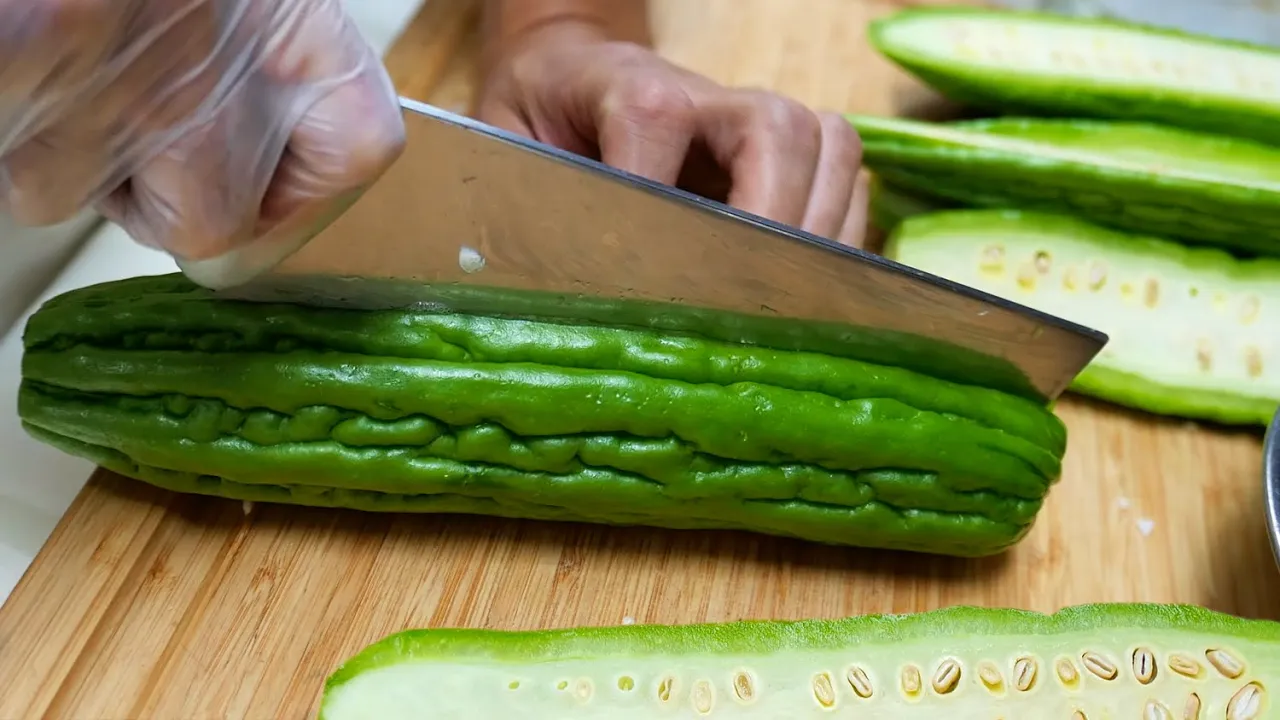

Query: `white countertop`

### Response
(0, 0, 425, 605)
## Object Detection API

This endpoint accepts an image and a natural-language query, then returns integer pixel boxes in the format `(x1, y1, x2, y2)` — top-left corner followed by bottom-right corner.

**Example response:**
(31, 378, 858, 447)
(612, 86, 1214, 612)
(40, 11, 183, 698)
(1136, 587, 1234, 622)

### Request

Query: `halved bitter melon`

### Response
(848, 113, 1280, 258)
(17, 274, 1069, 557)
(318, 603, 1279, 719)
(882, 208, 1280, 426)
(869, 6, 1280, 147)
(866, 176, 950, 233)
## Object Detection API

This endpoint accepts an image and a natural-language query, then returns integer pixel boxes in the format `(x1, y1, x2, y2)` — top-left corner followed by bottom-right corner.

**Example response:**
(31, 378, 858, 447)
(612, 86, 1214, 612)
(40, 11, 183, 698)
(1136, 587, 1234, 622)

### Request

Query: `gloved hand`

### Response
(476, 20, 869, 247)
(0, 0, 406, 288)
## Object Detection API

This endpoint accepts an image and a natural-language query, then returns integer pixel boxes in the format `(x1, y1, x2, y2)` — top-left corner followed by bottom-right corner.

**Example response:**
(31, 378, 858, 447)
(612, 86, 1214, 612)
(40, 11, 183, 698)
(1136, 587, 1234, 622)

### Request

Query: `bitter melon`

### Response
(848, 113, 1280, 258)
(318, 603, 1280, 719)
(881, 208, 1280, 426)
(866, 177, 948, 233)
(17, 274, 1069, 557)
(869, 6, 1280, 147)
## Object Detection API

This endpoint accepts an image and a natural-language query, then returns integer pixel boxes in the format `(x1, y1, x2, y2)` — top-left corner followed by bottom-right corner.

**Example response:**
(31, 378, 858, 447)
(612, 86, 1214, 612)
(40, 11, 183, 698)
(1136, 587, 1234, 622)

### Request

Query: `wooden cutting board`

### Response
(2, 0, 1276, 717)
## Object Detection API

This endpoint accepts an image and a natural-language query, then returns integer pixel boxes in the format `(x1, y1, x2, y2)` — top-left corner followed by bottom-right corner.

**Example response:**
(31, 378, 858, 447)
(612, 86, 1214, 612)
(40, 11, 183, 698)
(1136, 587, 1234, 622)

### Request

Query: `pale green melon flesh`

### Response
(871, 9, 1280, 107)
(318, 605, 1279, 719)
(884, 209, 1280, 425)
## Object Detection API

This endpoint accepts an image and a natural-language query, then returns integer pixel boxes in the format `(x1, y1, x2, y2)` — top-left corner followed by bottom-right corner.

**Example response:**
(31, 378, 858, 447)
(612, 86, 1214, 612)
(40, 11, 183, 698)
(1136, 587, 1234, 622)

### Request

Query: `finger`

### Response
(98, 94, 268, 258)
(2, 0, 241, 225)
(476, 94, 536, 138)
(172, 2, 404, 288)
(90, 0, 229, 134)
(245, 0, 404, 238)
(2, 123, 114, 225)
(179, 66, 403, 290)
(837, 169, 872, 249)
(696, 89, 822, 228)
(594, 74, 698, 186)
(799, 112, 863, 240)
(255, 62, 404, 241)
(0, 0, 126, 110)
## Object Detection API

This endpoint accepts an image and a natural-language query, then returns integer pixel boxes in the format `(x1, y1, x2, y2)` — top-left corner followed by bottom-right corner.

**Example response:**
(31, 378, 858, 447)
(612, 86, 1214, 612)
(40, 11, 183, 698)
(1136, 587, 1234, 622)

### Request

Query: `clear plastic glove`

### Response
(0, 0, 406, 288)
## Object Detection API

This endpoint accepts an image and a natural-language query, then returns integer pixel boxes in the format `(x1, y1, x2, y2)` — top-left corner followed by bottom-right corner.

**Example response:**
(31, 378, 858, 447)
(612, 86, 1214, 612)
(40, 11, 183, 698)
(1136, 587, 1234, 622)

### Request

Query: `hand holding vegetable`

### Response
(476, 10, 869, 247)
(0, 0, 406, 288)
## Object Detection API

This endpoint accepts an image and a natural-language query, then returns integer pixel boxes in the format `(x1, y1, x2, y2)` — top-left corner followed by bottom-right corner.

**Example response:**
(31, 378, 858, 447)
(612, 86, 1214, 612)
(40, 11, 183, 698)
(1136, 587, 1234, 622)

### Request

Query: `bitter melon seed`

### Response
(317, 604, 1279, 719)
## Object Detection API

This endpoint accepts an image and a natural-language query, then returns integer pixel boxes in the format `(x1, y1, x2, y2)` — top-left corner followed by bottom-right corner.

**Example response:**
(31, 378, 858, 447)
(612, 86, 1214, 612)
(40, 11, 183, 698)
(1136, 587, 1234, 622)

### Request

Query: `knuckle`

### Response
(506, 50, 543, 89)
(748, 91, 822, 142)
(818, 111, 863, 163)
(160, 206, 250, 262)
(336, 111, 406, 187)
(606, 73, 694, 123)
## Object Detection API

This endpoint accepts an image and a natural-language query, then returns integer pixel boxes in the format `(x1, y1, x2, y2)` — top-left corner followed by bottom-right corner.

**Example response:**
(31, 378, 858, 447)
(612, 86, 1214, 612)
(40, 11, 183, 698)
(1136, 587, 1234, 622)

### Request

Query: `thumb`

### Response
(590, 74, 697, 186)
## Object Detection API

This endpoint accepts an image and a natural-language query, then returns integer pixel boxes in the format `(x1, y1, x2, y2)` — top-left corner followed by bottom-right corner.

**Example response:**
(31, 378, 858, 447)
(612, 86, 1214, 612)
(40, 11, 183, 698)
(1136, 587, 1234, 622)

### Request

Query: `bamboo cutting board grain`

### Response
(1, 0, 1278, 717)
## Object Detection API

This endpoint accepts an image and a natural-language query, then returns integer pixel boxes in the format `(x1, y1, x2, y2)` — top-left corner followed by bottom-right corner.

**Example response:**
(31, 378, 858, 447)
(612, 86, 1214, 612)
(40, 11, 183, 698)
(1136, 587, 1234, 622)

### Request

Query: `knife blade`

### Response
(214, 97, 1107, 402)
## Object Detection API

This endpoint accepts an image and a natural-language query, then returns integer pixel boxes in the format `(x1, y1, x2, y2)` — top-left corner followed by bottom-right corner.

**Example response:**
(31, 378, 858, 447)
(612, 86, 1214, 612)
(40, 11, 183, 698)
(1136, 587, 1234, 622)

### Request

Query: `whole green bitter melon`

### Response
(318, 603, 1280, 719)
(879, 207, 1280, 426)
(17, 274, 1069, 557)
(847, 113, 1280, 258)
(868, 5, 1280, 147)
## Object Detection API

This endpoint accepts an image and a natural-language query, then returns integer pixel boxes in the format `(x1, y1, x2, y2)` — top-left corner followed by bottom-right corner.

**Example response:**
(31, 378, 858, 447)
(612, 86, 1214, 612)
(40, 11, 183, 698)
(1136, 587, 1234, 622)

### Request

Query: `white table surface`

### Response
(0, 0, 426, 605)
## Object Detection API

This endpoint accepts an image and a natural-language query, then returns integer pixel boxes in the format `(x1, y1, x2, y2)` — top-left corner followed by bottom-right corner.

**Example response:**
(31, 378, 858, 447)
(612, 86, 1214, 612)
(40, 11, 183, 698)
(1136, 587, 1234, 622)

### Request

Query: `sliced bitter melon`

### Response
(17, 273, 1070, 557)
(318, 603, 1280, 719)
(866, 176, 951, 233)
(868, 6, 1280, 147)
(882, 208, 1280, 426)
(849, 113, 1280, 258)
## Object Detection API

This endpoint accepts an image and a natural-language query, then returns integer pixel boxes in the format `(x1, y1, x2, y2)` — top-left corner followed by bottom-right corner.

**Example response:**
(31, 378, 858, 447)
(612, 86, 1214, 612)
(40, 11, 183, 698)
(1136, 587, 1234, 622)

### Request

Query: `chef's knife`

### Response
(213, 97, 1107, 402)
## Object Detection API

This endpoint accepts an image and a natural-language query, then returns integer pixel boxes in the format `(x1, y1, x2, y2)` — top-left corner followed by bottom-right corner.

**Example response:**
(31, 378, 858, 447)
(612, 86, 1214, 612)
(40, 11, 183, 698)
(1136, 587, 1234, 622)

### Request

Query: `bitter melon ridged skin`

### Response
(848, 113, 1280, 258)
(869, 6, 1280, 147)
(318, 603, 1280, 719)
(881, 208, 1280, 426)
(866, 177, 949, 233)
(18, 274, 1068, 557)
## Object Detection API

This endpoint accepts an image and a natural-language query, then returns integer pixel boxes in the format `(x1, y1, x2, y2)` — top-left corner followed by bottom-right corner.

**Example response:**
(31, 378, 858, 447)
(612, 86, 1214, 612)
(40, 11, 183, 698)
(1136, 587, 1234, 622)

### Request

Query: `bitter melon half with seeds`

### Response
(17, 274, 1069, 557)
(849, 113, 1280, 258)
(869, 6, 1280, 147)
(318, 603, 1280, 719)
(882, 208, 1280, 426)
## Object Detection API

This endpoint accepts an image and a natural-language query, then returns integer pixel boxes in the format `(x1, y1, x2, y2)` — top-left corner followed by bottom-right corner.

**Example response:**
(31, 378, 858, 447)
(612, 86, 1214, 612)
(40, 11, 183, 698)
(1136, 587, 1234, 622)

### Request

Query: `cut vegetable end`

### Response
(883, 208, 1280, 425)
(868, 8, 1280, 144)
(319, 603, 1280, 719)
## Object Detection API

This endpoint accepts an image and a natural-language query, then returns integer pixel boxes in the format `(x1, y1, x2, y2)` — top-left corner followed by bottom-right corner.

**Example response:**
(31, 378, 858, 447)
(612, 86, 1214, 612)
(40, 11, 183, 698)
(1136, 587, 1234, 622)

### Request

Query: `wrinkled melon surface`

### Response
(18, 274, 1068, 557)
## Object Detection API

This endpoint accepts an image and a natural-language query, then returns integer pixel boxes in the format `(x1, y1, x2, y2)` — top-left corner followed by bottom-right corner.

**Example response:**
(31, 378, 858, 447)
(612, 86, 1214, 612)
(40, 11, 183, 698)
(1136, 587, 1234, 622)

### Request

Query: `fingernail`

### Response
(176, 231, 314, 290)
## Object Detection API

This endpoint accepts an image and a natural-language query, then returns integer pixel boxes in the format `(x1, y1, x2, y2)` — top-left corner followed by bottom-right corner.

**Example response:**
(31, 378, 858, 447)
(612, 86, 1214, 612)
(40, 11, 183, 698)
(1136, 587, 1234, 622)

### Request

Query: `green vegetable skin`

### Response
(318, 603, 1279, 719)
(17, 274, 1068, 557)
(868, 6, 1280, 147)
(866, 177, 949, 233)
(847, 113, 1280, 257)
(881, 208, 1280, 426)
